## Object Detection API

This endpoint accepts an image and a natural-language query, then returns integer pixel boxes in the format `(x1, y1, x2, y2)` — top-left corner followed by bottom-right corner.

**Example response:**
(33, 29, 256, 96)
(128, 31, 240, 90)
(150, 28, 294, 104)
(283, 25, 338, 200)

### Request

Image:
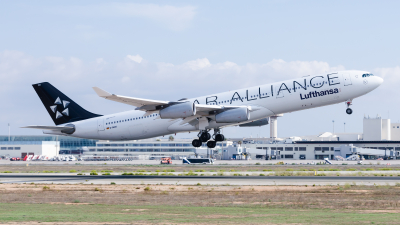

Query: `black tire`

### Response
(200, 132, 210, 142)
(346, 108, 353, 115)
(215, 134, 224, 142)
(192, 139, 202, 147)
(207, 141, 217, 148)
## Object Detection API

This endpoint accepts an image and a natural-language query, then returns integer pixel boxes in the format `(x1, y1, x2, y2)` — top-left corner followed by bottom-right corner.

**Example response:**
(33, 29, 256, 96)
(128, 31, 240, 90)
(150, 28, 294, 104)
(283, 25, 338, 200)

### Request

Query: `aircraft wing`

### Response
(93, 87, 254, 116)
(21, 125, 75, 132)
(93, 87, 170, 110)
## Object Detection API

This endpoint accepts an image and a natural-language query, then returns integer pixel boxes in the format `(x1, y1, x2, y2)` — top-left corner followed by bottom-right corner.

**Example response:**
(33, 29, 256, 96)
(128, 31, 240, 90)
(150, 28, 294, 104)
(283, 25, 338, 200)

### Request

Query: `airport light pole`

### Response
(332, 120, 335, 134)
(344, 122, 346, 133)
(8, 123, 10, 142)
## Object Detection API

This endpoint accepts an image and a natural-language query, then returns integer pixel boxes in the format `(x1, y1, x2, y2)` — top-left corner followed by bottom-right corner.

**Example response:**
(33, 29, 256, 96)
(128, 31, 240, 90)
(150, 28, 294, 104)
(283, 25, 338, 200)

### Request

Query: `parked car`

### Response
(161, 157, 172, 164)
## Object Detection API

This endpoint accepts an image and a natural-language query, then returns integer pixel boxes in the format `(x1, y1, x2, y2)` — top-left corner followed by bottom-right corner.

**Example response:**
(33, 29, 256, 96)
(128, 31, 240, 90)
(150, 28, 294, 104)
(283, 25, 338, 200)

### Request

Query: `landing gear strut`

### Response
(192, 129, 225, 148)
(192, 130, 210, 148)
(346, 99, 353, 115)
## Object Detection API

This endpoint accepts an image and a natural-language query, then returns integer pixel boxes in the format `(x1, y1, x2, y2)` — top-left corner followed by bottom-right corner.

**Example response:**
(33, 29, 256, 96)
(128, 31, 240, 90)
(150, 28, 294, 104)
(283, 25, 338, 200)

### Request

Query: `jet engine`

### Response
(239, 118, 269, 127)
(160, 102, 196, 119)
(215, 107, 250, 123)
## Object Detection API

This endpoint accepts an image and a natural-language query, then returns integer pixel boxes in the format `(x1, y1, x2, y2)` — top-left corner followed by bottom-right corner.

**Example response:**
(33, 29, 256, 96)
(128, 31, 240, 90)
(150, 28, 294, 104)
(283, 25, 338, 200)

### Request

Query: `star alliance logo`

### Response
(49, 97, 70, 119)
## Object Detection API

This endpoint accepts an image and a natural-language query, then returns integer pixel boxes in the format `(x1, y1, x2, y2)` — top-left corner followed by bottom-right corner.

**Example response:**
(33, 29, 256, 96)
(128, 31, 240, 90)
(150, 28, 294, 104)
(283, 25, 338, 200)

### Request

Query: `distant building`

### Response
(0, 135, 97, 154)
(0, 141, 59, 158)
(2, 116, 400, 160)
(391, 123, 400, 141)
(242, 141, 400, 160)
(363, 115, 391, 141)
(85, 139, 231, 159)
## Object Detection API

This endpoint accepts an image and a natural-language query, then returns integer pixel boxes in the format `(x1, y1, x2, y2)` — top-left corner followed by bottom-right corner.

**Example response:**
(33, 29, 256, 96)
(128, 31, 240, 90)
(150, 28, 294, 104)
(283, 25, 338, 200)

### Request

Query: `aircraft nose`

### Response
(369, 76, 383, 89)
(376, 76, 384, 85)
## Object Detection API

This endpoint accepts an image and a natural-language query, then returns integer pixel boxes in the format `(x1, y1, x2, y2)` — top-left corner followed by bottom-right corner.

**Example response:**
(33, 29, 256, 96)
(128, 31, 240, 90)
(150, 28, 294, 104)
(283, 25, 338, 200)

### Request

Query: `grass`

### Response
(0, 203, 398, 224)
(2, 164, 400, 174)
(0, 183, 399, 224)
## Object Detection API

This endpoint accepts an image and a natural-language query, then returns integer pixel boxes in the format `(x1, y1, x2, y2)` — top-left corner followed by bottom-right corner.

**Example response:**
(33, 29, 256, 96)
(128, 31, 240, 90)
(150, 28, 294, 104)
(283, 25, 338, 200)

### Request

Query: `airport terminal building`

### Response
(242, 141, 400, 160)
(0, 135, 97, 154)
(84, 139, 231, 160)
(1, 116, 400, 160)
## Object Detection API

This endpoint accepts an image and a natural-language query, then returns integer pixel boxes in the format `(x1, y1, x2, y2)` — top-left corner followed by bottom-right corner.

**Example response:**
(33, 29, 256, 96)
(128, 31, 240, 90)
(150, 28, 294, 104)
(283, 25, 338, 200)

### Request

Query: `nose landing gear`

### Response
(346, 100, 353, 115)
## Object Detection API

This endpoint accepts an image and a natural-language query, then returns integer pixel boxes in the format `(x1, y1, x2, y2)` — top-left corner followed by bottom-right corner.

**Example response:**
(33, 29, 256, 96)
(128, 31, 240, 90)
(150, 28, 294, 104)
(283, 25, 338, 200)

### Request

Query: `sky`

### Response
(1, 0, 400, 139)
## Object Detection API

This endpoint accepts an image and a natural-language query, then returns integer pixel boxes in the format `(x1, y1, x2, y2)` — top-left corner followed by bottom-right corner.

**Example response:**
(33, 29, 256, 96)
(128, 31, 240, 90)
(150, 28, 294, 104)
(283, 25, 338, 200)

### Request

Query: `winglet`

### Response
(93, 87, 111, 97)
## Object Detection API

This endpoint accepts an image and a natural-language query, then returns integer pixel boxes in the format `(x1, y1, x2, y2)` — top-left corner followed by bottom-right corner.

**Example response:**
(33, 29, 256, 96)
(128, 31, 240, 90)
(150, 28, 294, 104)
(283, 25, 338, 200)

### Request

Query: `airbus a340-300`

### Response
(24, 71, 383, 148)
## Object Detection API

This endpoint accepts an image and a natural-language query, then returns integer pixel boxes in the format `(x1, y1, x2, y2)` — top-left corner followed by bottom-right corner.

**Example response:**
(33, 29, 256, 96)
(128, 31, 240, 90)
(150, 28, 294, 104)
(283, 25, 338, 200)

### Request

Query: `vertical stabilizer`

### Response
(32, 82, 102, 125)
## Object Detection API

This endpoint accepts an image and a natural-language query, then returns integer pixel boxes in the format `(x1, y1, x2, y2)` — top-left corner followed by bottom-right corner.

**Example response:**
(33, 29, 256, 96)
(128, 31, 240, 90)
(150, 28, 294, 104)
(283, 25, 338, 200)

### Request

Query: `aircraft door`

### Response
(343, 74, 352, 86)
(97, 118, 105, 131)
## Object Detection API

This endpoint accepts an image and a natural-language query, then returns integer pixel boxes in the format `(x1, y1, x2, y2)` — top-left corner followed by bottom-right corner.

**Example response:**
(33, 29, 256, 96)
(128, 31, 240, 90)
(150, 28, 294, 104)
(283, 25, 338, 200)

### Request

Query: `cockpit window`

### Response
(362, 73, 374, 78)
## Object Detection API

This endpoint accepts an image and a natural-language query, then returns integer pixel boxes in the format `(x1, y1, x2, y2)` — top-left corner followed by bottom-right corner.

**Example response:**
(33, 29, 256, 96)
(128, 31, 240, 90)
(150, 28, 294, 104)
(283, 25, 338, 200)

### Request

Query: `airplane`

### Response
(23, 71, 383, 148)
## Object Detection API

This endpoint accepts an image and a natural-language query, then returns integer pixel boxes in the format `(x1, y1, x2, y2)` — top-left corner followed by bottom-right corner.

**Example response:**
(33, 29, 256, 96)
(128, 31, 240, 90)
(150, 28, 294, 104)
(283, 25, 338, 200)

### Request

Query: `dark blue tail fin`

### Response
(33, 82, 102, 125)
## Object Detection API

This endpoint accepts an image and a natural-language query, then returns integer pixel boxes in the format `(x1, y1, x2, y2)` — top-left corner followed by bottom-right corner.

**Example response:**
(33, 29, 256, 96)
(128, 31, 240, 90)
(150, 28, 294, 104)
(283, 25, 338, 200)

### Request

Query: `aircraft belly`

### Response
(249, 105, 275, 118)
(129, 124, 145, 138)
(168, 120, 197, 132)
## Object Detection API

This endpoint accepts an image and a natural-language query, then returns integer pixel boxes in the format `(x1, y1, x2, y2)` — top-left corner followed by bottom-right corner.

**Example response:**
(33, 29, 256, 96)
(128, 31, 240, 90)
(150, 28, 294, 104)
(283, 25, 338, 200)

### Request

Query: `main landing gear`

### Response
(192, 129, 225, 148)
(346, 99, 353, 115)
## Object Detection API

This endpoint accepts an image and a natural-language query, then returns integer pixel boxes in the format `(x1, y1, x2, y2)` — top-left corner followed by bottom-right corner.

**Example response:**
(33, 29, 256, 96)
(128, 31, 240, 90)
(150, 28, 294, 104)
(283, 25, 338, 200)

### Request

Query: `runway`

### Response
(1, 174, 399, 185)
(1, 159, 400, 165)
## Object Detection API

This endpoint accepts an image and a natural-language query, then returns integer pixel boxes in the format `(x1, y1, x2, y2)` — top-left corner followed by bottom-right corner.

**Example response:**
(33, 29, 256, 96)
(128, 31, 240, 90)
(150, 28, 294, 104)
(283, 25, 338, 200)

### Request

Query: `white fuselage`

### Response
(48, 71, 383, 140)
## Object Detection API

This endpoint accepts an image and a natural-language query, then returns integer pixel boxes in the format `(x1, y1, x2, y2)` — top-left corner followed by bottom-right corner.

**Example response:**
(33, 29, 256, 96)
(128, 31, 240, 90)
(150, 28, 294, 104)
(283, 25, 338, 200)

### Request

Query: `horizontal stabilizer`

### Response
(21, 125, 75, 132)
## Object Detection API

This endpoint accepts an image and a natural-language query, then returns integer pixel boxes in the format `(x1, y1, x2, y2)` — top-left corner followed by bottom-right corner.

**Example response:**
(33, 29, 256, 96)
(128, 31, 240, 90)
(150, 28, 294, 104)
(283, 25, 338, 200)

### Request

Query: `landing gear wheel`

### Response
(192, 139, 202, 148)
(215, 134, 225, 142)
(346, 108, 353, 115)
(200, 132, 211, 142)
(207, 140, 217, 148)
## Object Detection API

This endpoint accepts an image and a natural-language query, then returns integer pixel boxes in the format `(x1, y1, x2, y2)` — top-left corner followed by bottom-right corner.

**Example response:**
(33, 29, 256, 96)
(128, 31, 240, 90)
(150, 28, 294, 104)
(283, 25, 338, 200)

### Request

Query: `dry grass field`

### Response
(0, 182, 399, 224)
